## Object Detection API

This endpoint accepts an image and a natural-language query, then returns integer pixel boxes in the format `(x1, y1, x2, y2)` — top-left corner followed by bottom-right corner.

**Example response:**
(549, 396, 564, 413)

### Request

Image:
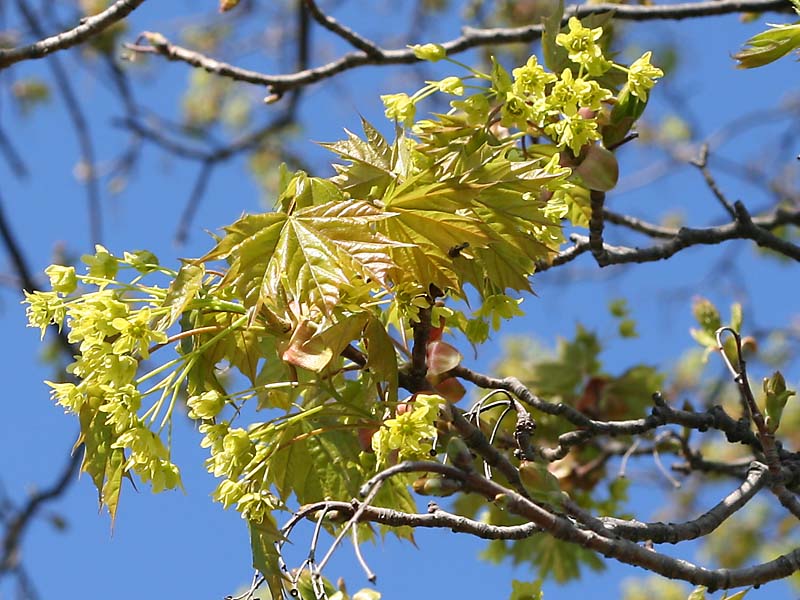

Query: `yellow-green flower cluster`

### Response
(493, 39, 615, 153)
(23, 246, 181, 495)
(388, 17, 663, 158)
(201, 421, 281, 523)
(372, 394, 443, 465)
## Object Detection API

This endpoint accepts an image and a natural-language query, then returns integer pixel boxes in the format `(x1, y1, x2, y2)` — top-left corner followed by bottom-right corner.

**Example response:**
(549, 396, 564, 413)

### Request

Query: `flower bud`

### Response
(436, 76, 464, 96)
(411, 43, 446, 62)
(187, 390, 226, 420)
(446, 436, 473, 471)
(45, 265, 77, 295)
(412, 475, 462, 497)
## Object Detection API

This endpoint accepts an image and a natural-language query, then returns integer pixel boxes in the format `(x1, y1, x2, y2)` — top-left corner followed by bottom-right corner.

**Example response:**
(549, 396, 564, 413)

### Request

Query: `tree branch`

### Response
(571, 201, 800, 265)
(355, 460, 800, 590)
(124, 0, 790, 95)
(0, 0, 145, 69)
(0, 451, 81, 574)
(303, 0, 383, 59)
(450, 367, 778, 459)
(599, 462, 767, 543)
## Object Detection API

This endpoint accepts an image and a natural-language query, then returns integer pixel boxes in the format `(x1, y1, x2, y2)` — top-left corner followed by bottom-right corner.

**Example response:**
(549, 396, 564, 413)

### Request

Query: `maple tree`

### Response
(3, 2, 800, 600)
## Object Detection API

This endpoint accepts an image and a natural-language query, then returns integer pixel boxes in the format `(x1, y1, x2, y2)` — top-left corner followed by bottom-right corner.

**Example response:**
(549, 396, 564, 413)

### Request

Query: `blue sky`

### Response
(1, 2, 799, 599)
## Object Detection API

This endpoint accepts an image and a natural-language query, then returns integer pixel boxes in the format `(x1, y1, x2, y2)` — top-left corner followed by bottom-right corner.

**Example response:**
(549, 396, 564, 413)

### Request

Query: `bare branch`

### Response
(124, 0, 790, 95)
(450, 367, 775, 457)
(0, 452, 81, 574)
(303, 0, 383, 58)
(175, 160, 214, 244)
(598, 462, 767, 543)
(0, 0, 145, 69)
(295, 499, 541, 541)
(589, 190, 609, 266)
(603, 210, 680, 239)
(570, 202, 800, 265)
(691, 143, 737, 219)
(352, 460, 800, 590)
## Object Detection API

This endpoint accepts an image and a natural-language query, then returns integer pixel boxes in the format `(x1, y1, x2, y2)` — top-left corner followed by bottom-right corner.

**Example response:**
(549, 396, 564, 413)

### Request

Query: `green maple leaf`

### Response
(321, 117, 397, 198)
(202, 199, 399, 315)
(100, 449, 125, 525)
(380, 176, 491, 292)
(268, 419, 364, 503)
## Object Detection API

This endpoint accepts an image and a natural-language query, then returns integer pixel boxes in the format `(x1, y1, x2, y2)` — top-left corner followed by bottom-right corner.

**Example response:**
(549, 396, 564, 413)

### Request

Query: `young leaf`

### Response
(687, 586, 707, 600)
(519, 459, 565, 508)
(734, 23, 800, 69)
(365, 316, 399, 402)
(763, 371, 795, 433)
(604, 85, 649, 148)
(78, 403, 114, 499)
(510, 579, 543, 600)
(541, 0, 569, 72)
(100, 448, 125, 524)
(322, 119, 397, 199)
(157, 263, 204, 330)
(204, 200, 399, 315)
(283, 313, 369, 372)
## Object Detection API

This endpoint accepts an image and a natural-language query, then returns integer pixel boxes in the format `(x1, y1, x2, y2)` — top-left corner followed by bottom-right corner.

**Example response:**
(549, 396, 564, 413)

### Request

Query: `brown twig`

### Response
(569, 201, 800, 265)
(589, 190, 609, 266)
(355, 460, 800, 590)
(0, 0, 144, 69)
(691, 143, 737, 219)
(0, 451, 81, 574)
(124, 0, 791, 96)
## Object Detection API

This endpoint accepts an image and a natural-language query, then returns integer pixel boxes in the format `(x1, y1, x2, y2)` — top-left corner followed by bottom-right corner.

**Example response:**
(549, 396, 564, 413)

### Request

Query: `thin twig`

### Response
(691, 143, 737, 219)
(351, 523, 376, 583)
(175, 160, 214, 244)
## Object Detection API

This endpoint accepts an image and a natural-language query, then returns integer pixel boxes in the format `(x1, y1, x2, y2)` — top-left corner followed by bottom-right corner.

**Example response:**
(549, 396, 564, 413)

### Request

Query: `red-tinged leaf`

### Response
(282, 313, 369, 372)
(280, 319, 325, 371)
(426, 340, 462, 376)
(573, 145, 619, 192)
(433, 376, 466, 403)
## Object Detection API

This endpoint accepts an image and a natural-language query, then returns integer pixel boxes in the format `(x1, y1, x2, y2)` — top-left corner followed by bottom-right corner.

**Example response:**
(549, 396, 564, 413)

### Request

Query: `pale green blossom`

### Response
(627, 51, 664, 101)
(512, 55, 557, 97)
(381, 93, 416, 126)
(555, 17, 610, 75)
(45, 264, 77, 295)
